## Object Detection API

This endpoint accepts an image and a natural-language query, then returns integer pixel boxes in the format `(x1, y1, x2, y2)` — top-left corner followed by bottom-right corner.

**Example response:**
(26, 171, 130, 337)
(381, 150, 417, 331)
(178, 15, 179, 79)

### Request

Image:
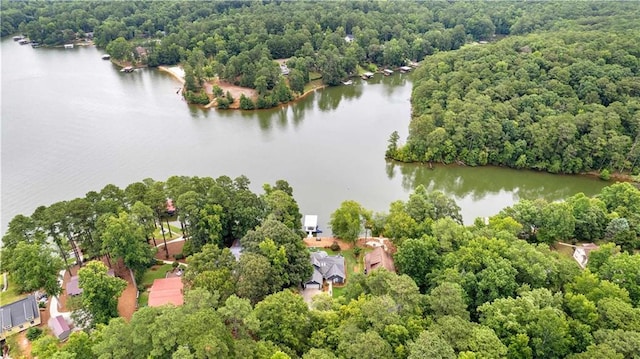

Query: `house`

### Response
(66, 275, 82, 296)
(166, 198, 176, 216)
(0, 295, 41, 340)
(148, 277, 184, 307)
(67, 269, 113, 296)
(344, 34, 355, 43)
(48, 315, 71, 341)
(280, 64, 290, 75)
(303, 251, 345, 289)
(135, 46, 148, 59)
(364, 247, 395, 273)
(573, 243, 599, 269)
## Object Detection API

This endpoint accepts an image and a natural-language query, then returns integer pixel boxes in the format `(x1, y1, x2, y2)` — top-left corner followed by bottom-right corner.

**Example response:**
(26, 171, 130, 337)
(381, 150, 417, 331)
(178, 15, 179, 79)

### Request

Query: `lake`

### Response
(0, 37, 608, 235)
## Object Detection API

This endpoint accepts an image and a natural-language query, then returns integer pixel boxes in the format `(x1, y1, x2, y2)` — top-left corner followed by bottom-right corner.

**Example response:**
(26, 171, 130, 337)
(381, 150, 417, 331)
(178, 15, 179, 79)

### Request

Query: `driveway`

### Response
(301, 287, 322, 304)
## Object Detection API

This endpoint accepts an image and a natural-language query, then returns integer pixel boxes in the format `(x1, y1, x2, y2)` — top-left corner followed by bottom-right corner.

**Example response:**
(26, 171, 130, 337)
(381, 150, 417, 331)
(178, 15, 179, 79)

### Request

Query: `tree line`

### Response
(3, 173, 639, 358)
(6, 1, 635, 108)
(388, 8, 640, 176)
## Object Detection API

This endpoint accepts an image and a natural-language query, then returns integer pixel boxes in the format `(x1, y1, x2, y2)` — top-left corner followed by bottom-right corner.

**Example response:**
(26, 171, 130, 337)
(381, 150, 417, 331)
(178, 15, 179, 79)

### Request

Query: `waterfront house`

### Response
(303, 251, 345, 289)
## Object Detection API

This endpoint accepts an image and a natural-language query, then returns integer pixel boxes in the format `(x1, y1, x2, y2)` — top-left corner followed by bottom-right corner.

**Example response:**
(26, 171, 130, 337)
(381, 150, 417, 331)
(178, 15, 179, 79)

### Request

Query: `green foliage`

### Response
(79, 261, 127, 326)
(329, 200, 370, 243)
(599, 169, 611, 181)
(217, 97, 230, 109)
(183, 90, 210, 105)
(253, 290, 311, 356)
(2, 241, 63, 297)
(399, 28, 640, 175)
(26, 327, 43, 341)
(240, 94, 255, 110)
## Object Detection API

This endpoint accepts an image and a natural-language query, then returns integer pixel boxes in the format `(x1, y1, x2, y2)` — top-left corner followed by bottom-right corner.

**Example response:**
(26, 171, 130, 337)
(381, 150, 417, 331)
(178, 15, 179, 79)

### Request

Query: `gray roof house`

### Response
(304, 251, 346, 289)
(0, 295, 41, 340)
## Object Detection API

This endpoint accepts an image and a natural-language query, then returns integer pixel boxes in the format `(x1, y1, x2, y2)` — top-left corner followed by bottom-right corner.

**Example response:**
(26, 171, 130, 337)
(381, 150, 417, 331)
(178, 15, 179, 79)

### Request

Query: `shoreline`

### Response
(157, 64, 328, 111)
(158, 66, 185, 85)
(386, 159, 639, 184)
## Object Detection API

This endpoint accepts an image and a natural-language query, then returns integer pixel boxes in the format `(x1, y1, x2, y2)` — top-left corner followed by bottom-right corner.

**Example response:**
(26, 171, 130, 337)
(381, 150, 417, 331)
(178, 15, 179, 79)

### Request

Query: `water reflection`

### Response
(389, 161, 606, 203)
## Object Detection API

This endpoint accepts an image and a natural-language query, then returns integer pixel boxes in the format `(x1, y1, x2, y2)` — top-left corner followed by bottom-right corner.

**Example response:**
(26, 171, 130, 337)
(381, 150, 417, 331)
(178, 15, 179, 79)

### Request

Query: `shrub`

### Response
(184, 90, 210, 105)
(217, 97, 230, 109)
(182, 240, 193, 257)
(240, 94, 255, 110)
(173, 253, 185, 260)
(226, 90, 234, 104)
(172, 261, 179, 269)
(353, 246, 362, 257)
(600, 169, 611, 181)
(26, 327, 43, 341)
(330, 241, 341, 252)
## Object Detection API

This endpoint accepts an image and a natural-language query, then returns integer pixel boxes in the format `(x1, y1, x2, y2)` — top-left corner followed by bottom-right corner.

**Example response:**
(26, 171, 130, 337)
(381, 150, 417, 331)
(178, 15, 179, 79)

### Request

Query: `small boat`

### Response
(18, 39, 30, 45)
(64, 44, 74, 49)
(101, 54, 111, 60)
(342, 80, 353, 85)
(120, 66, 134, 73)
(30, 42, 41, 48)
(12, 35, 24, 41)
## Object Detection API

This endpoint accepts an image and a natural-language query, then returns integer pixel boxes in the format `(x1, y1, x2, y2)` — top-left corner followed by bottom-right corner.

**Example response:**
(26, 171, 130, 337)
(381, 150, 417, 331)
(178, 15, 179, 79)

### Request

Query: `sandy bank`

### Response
(158, 66, 186, 84)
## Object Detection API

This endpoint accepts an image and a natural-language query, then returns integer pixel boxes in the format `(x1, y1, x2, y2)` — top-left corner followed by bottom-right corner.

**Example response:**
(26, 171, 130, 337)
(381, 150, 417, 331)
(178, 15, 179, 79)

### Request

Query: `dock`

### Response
(361, 72, 374, 80)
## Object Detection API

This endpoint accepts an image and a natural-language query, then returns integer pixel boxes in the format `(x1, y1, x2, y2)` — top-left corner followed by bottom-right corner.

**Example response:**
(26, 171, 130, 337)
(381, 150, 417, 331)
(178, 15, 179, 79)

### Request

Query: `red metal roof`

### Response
(148, 277, 183, 307)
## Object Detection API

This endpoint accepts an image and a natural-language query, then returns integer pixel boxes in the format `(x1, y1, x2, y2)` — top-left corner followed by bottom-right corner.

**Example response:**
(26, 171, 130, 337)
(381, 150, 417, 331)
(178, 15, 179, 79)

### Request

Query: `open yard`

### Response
(138, 264, 173, 307)
(0, 273, 28, 305)
(305, 238, 374, 298)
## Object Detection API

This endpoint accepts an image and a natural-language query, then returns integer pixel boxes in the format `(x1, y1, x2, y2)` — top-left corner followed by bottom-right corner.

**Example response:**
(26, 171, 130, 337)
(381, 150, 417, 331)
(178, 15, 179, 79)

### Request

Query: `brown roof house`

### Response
(148, 277, 184, 307)
(365, 247, 395, 274)
(48, 315, 72, 341)
(0, 295, 41, 340)
(303, 251, 345, 289)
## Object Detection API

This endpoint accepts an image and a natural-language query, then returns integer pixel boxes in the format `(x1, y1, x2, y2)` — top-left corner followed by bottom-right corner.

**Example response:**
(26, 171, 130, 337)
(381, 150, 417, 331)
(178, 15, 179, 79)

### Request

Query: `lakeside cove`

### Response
(2, 36, 612, 234)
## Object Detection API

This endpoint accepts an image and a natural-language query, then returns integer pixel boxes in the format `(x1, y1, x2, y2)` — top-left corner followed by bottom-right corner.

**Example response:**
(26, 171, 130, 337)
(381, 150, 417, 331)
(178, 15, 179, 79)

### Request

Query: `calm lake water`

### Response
(1, 38, 608, 235)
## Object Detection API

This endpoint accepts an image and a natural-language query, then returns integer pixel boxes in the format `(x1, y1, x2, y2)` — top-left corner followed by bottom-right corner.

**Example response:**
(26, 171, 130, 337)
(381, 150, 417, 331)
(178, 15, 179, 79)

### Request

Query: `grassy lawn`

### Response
(303, 79, 324, 93)
(153, 224, 183, 241)
(309, 71, 322, 81)
(138, 263, 173, 306)
(552, 242, 576, 259)
(320, 247, 370, 298)
(138, 291, 149, 307)
(0, 273, 28, 305)
(140, 264, 173, 287)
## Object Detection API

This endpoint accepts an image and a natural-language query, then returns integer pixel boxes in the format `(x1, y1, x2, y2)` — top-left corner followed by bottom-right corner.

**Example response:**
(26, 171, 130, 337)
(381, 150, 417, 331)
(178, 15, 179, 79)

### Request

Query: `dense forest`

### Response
(2, 174, 640, 358)
(389, 29, 640, 175)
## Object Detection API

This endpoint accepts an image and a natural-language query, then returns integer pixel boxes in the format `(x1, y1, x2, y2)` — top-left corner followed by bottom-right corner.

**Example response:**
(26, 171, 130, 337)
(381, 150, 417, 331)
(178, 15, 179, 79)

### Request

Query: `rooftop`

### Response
(1, 295, 39, 333)
(148, 277, 184, 307)
(365, 247, 395, 273)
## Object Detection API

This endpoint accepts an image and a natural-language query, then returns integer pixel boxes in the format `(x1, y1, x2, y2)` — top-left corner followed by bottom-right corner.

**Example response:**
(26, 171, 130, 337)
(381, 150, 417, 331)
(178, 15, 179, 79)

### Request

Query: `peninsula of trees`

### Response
(2, 174, 640, 358)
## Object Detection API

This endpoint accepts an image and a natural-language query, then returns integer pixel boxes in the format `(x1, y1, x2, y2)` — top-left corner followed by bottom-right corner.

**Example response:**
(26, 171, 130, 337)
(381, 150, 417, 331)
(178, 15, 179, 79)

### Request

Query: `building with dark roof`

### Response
(0, 295, 41, 340)
(304, 251, 345, 289)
